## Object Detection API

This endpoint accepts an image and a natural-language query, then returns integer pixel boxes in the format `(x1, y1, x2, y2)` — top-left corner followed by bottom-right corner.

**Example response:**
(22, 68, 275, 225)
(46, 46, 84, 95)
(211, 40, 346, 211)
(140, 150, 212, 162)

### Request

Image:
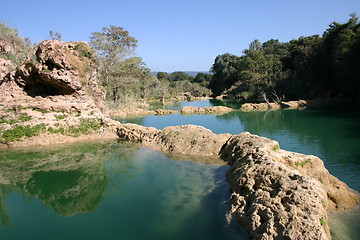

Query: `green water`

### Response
(0, 141, 245, 240)
(122, 99, 360, 239)
(1, 99, 360, 239)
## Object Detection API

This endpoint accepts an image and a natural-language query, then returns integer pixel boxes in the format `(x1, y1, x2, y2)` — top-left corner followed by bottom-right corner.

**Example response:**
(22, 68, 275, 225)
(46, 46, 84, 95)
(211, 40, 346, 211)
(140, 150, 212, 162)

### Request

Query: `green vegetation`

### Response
(0, 22, 31, 66)
(272, 146, 280, 151)
(209, 15, 360, 102)
(47, 118, 101, 137)
(1, 124, 46, 142)
(54, 114, 66, 120)
(319, 218, 327, 227)
(89, 26, 210, 107)
(295, 159, 311, 167)
(19, 114, 32, 122)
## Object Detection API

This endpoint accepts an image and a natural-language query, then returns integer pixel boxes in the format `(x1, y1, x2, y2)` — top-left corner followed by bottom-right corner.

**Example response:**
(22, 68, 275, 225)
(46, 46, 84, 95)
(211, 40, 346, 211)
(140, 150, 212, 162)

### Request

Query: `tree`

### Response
(169, 71, 191, 81)
(210, 53, 243, 96)
(49, 31, 62, 40)
(157, 72, 169, 81)
(90, 25, 138, 88)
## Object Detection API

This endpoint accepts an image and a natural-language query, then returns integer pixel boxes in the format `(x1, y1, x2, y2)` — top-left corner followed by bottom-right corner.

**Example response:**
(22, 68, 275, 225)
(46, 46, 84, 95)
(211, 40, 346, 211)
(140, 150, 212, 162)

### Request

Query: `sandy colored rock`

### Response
(155, 109, 179, 115)
(116, 123, 360, 239)
(181, 106, 234, 115)
(220, 132, 359, 239)
(117, 123, 230, 156)
(0, 58, 14, 79)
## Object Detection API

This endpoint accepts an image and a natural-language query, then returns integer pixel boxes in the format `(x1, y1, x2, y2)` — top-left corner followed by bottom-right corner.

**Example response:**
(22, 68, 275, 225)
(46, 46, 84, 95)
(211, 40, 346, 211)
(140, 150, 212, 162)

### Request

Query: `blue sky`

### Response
(1, 0, 359, 72)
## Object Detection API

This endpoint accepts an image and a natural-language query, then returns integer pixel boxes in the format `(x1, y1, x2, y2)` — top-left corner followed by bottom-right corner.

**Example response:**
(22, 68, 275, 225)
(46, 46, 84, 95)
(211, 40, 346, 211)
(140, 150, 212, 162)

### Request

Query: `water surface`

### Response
(122, 99, 360, 239)
(0, 141, 245, 240)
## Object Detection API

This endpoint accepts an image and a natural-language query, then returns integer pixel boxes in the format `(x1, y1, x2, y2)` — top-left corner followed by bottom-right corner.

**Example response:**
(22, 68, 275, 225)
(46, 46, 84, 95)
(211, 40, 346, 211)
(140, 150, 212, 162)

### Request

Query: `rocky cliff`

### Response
(116, 123, 360, 239)
(0, 40, 109, 144)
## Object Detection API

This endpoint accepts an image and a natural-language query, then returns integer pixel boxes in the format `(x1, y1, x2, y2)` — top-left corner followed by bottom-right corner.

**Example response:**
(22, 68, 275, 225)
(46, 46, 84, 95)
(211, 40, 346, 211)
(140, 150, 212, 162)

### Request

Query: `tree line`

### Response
(2, 14, 359, 106)
(209, 14, 360, 102)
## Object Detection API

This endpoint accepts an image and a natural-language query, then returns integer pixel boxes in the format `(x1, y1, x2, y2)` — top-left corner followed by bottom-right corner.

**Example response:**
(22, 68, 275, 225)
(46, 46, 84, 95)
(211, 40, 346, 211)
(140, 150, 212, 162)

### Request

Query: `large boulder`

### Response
(0, 40, 107, 124)
(220, 132, 360, 239)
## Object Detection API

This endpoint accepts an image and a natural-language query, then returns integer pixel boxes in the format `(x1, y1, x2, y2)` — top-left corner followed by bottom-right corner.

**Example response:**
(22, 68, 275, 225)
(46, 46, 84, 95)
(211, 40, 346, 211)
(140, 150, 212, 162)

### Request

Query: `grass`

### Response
(1, 124, 46, 142)
(47, 118, 101, 137)
(75, 112, 81, 117)
(54, 114, 66, 120)
(319, 218, 327, 227)
(33, 107, 50, 113)
(295, 159, 311, 167)
(19, 114, 32, 122)
(272, 146, 280, 151)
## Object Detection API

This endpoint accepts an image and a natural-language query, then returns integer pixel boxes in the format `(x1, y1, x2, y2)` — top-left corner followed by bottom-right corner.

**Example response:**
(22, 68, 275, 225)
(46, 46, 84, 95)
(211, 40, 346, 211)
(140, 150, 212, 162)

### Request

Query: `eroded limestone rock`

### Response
(181, 106, 234, 115)
(116, 124, 360, 240)
(220, 132, 359, 239)
(117, 123, 230, 156)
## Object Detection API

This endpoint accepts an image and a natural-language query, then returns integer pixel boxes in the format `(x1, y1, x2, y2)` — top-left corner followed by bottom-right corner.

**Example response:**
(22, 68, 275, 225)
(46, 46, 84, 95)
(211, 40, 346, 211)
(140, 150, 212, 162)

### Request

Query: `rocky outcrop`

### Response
(240, 99, 352, 111)
(180, 106, 234, 115)
(0, 40, 108, 144)
(1, 40, 106, 113)
(111, 106, 234, 117)
(240, 101, 308, 111)
(220, 133, 357, 239)
(117, 123, 231, 156)
(0, 58, 14, 80)
(115, 123, 360, 239)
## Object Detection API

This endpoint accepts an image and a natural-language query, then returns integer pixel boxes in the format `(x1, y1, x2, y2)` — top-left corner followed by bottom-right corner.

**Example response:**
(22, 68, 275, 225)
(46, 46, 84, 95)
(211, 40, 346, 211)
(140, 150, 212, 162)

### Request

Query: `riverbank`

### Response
(116, 122, 360, 239)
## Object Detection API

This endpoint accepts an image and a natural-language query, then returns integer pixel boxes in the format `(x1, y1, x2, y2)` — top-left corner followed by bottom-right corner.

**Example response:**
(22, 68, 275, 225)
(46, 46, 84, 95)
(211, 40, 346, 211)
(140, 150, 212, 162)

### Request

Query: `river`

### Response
(0, 99, 359, 239)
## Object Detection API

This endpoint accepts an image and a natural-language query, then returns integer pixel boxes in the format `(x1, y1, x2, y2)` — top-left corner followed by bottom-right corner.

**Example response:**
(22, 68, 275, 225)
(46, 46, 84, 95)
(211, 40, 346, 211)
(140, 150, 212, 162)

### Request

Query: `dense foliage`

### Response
(210, 15, 360, 101)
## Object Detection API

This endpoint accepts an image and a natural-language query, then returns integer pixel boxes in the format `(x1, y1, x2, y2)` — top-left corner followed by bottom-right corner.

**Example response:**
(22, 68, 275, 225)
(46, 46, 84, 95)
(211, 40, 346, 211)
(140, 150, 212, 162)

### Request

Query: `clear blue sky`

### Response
(1, 0, 359, 72)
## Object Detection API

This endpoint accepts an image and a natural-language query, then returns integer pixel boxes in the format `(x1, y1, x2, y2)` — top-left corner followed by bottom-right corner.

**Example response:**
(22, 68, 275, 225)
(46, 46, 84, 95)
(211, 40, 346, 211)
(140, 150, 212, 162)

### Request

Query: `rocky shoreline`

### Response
(116, 123, 360, 239)
(1, 40, 359, 239)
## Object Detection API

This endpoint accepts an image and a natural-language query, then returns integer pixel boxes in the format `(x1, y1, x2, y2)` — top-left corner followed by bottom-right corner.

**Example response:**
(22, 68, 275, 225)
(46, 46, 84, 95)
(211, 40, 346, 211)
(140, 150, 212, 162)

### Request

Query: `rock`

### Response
(155, 109, 179, 115)
(117, 123, 230, 156)
(116, 123, 360, 239)
(220, 132, 359, 239)
(181, 106, 234, 115)
(0, 58, 14, 80)
(0, 40, 107, 130)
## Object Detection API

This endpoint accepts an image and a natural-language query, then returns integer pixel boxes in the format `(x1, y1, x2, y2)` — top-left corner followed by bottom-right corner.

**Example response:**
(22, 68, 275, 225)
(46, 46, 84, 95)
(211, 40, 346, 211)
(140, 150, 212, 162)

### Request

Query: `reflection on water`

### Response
(123, 100, 360, 239)
(0, 141, 244, 240)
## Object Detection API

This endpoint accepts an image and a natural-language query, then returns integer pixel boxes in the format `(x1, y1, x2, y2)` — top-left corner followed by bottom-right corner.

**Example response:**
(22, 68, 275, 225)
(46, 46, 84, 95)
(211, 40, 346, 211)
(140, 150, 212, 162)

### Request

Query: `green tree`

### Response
(209, 53, 243, 96)
(90, 25, 138, 88)
(156, 72, 169, 81)
(169, 71, 191, 81)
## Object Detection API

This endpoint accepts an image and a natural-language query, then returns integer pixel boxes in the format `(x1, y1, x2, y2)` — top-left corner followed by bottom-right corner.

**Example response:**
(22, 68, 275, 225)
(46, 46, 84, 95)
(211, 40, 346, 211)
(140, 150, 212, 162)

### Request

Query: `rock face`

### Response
(116, 124, 360, 239)
(0, 58, 14, 80)
(1, 40, 106, 113)
(0, 40, 107, 137)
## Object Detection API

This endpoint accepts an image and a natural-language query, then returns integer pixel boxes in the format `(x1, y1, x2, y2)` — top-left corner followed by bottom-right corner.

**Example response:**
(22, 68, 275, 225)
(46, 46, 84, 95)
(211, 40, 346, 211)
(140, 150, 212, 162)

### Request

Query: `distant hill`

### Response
(151, 71, 211, 77)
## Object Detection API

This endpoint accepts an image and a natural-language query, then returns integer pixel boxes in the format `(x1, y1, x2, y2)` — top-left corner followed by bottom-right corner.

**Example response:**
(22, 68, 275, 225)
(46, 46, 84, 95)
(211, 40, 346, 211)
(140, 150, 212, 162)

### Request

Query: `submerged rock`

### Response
(116, 123, 360, 240)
